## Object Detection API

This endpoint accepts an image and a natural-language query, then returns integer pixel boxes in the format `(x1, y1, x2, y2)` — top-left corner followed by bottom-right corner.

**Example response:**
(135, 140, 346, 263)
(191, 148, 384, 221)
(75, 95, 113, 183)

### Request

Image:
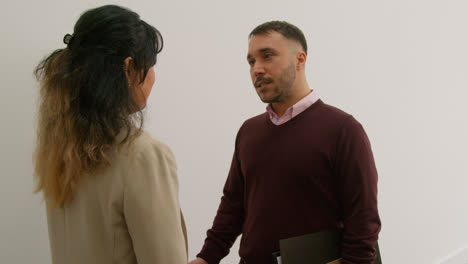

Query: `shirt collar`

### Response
(266, 90, 320, 125)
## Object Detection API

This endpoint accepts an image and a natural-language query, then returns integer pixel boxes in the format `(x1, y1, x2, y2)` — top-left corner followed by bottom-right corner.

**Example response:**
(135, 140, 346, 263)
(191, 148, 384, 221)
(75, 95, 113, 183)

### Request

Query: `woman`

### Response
(34, 5, 187, 264)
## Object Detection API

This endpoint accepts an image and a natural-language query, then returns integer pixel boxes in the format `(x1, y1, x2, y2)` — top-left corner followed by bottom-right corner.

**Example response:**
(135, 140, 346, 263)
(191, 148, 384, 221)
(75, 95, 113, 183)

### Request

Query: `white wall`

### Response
(1, 0, 467, 263)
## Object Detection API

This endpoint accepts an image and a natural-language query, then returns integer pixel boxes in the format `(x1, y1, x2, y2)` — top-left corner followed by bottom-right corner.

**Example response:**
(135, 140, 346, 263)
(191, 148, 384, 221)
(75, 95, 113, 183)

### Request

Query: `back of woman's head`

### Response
(34, 5, 163, 209)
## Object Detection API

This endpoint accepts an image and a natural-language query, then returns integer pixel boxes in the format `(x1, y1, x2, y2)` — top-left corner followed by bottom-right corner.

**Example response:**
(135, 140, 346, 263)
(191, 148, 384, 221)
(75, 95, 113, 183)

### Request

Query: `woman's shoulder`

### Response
(132, 130, 173, 154)
(125, 130, 176, 166)
(117, 130, 179, 190)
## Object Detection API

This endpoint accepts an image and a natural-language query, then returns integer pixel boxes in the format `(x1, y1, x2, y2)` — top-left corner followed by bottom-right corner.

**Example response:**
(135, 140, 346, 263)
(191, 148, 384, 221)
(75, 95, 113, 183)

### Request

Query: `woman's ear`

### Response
(123, 57, 134, 84)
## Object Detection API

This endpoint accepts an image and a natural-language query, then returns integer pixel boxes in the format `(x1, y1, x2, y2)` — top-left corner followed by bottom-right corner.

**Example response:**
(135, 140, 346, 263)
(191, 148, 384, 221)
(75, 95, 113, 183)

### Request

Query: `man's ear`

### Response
(296, 52, 307, 71)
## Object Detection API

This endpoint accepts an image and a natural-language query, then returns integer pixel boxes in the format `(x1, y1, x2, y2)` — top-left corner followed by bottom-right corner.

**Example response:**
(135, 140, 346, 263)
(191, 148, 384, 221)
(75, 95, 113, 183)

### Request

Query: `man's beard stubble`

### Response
(258, 62, 296, 104)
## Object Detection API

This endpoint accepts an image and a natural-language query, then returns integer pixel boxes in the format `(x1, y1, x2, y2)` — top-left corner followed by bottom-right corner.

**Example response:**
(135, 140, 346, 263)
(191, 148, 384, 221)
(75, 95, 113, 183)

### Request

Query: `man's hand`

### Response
(188, 257, 208, 264)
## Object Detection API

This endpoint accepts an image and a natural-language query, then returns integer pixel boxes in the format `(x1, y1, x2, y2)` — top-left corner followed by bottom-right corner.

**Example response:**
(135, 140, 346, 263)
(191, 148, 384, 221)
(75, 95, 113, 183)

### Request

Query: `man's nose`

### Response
(252, 62, 266, 77)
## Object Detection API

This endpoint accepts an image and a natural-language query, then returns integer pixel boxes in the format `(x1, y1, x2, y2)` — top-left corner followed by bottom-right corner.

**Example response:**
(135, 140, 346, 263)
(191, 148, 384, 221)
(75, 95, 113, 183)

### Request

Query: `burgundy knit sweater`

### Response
(197, 100, 381, 264)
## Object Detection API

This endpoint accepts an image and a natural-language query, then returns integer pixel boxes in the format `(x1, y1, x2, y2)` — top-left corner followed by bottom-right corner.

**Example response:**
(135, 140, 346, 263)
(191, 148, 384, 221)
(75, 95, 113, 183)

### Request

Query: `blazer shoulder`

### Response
(131, 131, 176, 161)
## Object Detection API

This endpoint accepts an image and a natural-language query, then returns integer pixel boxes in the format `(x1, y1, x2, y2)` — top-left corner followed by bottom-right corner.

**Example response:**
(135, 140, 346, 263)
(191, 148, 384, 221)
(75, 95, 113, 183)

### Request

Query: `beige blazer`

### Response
(46, 131, 188, 264)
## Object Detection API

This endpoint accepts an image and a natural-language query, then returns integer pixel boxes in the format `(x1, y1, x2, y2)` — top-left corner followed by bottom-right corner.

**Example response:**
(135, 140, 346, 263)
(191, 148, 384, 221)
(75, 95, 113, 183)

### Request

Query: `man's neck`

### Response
(271, 85, 311, 117)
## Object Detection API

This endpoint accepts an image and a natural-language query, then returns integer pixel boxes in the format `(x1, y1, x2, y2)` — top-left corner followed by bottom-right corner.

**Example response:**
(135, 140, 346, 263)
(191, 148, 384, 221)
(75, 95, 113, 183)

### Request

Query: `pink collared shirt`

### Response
(266, 90, 320, 126)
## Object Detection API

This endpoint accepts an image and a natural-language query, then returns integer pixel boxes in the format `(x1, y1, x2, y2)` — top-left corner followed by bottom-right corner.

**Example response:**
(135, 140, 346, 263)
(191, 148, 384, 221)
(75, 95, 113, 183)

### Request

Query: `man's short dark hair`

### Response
(249, 21, 308, 55)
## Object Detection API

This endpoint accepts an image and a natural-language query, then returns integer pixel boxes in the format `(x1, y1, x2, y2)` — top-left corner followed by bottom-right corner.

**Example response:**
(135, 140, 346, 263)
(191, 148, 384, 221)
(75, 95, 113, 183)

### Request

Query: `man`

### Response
(189, 21, 381, 264)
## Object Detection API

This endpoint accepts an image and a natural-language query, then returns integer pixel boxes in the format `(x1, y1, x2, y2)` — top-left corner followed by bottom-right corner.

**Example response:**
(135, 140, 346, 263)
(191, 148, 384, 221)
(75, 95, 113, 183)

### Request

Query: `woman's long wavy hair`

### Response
(34, 5, 163, 209)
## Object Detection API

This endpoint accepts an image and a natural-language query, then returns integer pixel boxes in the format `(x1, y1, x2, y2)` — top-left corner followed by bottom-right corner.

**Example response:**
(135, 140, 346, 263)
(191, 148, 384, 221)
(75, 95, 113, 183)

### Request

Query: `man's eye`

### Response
(248, 60, 255, 65)
(264, 54, 272, 59)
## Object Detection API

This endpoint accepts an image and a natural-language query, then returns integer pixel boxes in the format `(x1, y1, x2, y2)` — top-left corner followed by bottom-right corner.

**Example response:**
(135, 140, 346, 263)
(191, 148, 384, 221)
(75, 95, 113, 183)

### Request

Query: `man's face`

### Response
(247, 31, 297, 104)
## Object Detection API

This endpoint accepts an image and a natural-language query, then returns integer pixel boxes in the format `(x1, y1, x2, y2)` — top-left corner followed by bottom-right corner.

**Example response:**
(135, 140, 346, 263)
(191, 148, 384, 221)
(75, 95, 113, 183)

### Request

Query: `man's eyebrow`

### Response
(247, 47, 277, 60)
(259, 47, 275, 53)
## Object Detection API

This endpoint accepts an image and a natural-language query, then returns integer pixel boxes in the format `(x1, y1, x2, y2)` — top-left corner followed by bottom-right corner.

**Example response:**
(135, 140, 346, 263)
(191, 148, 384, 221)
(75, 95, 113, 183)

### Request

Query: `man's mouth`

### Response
(255, 78, 272, 88)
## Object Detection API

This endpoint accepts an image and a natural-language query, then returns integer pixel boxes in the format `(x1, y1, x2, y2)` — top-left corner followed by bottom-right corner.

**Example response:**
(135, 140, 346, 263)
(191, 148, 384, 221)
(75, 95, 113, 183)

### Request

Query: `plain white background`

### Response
(1, 0, 467, 263)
